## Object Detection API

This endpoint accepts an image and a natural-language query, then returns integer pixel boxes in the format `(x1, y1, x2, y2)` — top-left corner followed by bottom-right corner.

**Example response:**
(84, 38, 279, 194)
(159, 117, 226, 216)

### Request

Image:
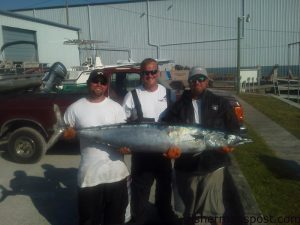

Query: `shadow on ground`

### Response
(0, 165, 78, 225)
(259, 154, 300, 180)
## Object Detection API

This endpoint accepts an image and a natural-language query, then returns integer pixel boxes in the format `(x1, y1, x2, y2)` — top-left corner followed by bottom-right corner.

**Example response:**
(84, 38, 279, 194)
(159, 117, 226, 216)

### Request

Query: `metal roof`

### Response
(10, 0, 163, 12)
(0, 10, 80, 31)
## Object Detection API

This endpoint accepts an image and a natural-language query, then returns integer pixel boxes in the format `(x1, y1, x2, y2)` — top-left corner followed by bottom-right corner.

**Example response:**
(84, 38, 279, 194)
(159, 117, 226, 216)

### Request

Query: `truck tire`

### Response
(8, 127, 46, 163)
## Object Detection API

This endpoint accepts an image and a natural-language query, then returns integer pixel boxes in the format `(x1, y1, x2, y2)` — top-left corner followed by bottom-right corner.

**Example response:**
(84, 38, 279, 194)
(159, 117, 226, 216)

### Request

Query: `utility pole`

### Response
(237, 14, 250, 94)
(237, 17, 242, 94)
(65, 0, 69, 25)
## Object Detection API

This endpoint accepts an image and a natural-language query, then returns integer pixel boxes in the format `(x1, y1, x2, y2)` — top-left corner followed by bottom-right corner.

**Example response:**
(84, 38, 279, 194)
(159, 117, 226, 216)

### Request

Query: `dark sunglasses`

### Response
(141, 70, 158, 76)
(189, 75, 207, 83)
(90, 76, 108, 85)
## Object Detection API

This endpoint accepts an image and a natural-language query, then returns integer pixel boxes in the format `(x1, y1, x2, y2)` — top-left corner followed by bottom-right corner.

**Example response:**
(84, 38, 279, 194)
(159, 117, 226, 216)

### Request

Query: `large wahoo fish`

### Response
(77, 122, 252, 153)
(47, 105, 251, 153)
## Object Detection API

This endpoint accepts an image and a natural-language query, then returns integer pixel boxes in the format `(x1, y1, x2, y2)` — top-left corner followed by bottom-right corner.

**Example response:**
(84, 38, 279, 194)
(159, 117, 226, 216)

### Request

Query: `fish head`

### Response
(168, 126, 200, 141)
(167, 126, 206, 151)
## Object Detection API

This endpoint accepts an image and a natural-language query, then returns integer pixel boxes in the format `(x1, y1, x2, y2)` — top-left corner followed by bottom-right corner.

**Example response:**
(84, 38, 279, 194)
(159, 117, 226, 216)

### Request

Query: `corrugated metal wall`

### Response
(244, 0, 300, 67)
(15, 0, 300, 76)
(0, 13, 80, 68)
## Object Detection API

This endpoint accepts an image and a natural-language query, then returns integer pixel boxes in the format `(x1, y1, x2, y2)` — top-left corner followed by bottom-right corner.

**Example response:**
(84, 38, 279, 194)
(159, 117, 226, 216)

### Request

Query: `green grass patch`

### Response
(234, 125, 300, 222)
(239, 94, 300, 139)
(233, 94, 300, 224)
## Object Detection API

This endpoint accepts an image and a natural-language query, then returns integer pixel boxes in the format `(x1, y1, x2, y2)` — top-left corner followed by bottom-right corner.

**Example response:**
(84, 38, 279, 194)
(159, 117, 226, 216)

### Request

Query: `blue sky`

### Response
(0, 0, 129, 11)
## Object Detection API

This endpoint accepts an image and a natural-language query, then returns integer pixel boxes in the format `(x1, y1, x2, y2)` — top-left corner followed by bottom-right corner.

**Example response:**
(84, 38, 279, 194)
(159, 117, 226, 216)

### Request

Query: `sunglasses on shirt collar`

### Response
(188, 75, 207, 83)
(141, 69, 158, 76)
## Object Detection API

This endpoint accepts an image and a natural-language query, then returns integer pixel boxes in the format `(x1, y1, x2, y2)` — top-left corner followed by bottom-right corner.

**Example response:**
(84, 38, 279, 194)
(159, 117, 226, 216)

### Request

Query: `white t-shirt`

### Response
(192, 99, 201, 124)
(122, 84, 174, 122)
(64, 97, 129, 188)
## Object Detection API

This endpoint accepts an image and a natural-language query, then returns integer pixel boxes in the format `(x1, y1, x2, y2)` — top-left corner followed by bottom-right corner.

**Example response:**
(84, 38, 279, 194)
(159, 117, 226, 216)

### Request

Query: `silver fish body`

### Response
(78, 123, 252, 153)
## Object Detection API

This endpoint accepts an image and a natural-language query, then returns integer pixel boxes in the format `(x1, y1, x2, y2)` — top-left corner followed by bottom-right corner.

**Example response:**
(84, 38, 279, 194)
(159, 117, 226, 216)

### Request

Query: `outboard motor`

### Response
(42, 62, 67, 92)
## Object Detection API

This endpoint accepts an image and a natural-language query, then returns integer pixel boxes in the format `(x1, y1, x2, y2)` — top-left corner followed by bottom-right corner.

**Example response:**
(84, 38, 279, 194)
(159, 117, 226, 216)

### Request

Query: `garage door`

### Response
(2, 26, 38, 62)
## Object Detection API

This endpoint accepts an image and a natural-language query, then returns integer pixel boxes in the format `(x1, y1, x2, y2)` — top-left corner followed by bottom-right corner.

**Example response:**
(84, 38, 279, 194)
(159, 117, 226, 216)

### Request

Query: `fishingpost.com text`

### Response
(194, 214, 300, 224)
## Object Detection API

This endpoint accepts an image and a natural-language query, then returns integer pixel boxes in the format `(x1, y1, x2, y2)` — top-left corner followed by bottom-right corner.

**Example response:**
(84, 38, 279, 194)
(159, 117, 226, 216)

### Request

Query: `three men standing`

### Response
(64, 59, 239, 225)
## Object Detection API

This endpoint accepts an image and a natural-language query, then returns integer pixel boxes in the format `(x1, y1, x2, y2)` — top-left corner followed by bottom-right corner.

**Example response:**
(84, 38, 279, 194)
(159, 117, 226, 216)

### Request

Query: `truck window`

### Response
(109, 72, 141, 103)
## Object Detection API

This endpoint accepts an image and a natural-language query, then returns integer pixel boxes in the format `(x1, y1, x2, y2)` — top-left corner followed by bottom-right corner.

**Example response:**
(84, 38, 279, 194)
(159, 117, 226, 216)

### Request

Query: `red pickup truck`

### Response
(0, 66, 245, 163)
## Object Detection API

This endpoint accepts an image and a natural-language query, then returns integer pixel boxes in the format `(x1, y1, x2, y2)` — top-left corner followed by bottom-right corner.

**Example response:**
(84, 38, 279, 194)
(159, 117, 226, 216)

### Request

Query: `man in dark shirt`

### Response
(163, 66, 240, 225)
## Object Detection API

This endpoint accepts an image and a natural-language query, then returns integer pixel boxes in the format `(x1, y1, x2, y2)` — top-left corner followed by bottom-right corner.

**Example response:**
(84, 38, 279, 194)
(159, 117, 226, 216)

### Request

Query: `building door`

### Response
(2, 26, 38, 62)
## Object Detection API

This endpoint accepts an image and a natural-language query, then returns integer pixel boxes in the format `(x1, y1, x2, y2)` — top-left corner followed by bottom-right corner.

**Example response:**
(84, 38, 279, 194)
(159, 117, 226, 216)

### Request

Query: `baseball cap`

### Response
(188, 66, 208, 81)
(87, 69, 108, 84)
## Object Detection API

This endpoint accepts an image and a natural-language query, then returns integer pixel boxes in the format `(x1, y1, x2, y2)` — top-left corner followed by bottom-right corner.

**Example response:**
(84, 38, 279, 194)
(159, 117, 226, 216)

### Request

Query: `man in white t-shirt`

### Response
(122, 58, 178, 225)
(64, 70, 129, 225)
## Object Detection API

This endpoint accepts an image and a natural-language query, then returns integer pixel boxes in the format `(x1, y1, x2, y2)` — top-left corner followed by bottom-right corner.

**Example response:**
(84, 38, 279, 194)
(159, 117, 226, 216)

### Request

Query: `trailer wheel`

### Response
(8, 127, 46, 163)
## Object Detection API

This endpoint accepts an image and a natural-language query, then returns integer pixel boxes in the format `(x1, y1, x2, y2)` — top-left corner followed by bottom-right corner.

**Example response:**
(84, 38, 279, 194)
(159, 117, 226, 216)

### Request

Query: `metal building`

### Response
(12, 0, 300, 77)
(0, 10, 80, 68)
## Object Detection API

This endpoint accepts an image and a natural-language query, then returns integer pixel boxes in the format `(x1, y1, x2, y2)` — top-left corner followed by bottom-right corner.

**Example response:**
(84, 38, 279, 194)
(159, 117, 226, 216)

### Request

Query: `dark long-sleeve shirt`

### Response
(163, 89, 240, 173)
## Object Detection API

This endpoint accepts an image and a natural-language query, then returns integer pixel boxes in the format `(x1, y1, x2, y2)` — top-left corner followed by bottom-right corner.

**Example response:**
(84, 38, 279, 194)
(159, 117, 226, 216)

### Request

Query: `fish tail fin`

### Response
(46, 104, 67, 150)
